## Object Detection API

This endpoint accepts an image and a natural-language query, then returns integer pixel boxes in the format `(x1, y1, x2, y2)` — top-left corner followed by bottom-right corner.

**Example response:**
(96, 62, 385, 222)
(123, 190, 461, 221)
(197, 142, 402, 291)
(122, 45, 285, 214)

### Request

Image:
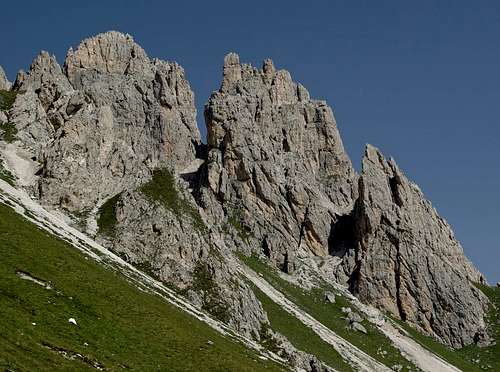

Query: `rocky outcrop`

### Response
(0, 66, 11, 90)
(12, 32, 200, 211)
(200, 53, 357, 271)
(101, 177, 267, 339)
(341, 145, 489, 348)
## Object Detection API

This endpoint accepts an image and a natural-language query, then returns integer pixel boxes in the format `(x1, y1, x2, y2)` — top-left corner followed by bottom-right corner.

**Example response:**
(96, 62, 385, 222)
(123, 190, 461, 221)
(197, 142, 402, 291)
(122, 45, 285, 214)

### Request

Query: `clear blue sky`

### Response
(1, 1, 498, 283)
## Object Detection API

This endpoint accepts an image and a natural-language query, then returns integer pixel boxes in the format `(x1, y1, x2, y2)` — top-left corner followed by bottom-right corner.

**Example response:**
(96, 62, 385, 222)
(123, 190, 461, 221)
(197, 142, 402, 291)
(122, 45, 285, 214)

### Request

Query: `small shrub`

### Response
(0, 122, 18, 143)
(259, 323, 281, 354)
(0, 90, 17, 111)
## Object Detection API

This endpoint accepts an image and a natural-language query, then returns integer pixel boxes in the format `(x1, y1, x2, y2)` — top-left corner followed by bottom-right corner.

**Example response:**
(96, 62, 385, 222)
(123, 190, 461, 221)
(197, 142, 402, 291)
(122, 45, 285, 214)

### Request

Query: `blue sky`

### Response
(1, 0, 498, 282)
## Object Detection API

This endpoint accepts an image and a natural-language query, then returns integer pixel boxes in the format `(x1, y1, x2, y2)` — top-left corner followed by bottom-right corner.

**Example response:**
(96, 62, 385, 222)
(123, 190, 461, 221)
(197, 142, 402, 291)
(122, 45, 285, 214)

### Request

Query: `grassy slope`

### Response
(241, 254, 419, 371)
(251, 283, 354, 372)
(0, 202, 282, 371)
(393, 284, 499, 372)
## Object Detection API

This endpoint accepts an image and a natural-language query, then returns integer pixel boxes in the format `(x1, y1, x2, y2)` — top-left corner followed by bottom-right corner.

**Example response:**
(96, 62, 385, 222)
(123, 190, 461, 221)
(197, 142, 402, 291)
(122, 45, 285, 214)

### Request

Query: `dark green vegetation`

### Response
(96, 193, 121, 236)
(188, 263, 230, 323)
(393, 284, 499, 372)
(225, 208, 253, 242)
(140, 168, 206, 232)
(0, 122, 18, 143)
(0, 202, 282, 371)
(250, 282, 354, 371)
(0, 90, 17, 111)
(0, 159, 15, 186)
(241, 254, 418, 371)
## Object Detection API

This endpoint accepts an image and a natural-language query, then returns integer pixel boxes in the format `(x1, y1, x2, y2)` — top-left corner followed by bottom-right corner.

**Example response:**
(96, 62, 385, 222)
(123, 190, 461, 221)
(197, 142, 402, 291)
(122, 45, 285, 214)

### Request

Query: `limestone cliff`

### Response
(338, 145, 489, 348)
(200, 53, 358, 271)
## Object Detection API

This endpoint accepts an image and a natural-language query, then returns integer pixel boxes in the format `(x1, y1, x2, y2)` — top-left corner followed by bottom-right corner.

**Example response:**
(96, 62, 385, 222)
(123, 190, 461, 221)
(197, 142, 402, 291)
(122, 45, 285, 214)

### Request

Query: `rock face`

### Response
(0, 66, 11, 90)
(12, 32, 200, 211)
(341, 145, 489, 348)
(201, 53, 357, 271)
(98, 169, 268, 339)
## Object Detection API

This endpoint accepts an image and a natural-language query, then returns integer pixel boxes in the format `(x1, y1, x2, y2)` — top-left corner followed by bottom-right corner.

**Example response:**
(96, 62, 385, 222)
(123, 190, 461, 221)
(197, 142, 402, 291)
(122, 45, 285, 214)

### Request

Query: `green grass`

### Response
(96, 193, 121, 236)
(139, 168, 206, 232)
(0, 202, 283, 371)
(0, 89, 17, 111)
(0, 122, 18, 143)
(392, 284, 499, 372)
(250, 282, 354, 371)
(240, 253, 419, 371)
(0, 159, 16, 186)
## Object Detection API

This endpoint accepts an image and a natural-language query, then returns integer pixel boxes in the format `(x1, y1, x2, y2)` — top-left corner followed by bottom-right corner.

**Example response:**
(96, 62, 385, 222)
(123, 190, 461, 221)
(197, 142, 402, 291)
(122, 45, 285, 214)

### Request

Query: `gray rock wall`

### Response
(201, 53, 358, 270)
(12, 32, 200, 211)
(343, 145, 489, 348)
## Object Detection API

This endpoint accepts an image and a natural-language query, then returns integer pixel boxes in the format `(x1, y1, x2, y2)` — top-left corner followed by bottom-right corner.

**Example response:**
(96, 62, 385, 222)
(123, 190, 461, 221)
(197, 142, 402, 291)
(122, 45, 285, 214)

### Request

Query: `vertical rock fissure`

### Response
(388, 175, 403, 207)
(297, 204, 310, 251)
(393, 235, 407, 321)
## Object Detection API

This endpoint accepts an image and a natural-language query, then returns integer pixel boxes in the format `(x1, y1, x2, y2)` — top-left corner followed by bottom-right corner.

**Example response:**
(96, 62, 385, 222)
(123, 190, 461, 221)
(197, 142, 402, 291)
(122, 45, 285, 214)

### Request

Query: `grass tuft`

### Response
(0, 122, 18, 143)
(0, 90, 17, 111)
(190, 262, 230, 323)
(224, 207, 253, 242)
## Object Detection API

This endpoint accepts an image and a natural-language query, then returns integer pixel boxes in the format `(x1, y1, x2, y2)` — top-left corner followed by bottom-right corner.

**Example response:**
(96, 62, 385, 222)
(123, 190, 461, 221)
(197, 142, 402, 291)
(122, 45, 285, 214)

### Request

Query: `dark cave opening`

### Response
(328, 212, 357, 257)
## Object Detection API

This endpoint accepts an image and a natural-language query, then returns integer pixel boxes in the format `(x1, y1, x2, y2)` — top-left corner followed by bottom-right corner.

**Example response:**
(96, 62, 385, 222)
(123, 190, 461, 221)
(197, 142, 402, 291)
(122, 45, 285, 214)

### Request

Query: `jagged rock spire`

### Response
(65, 31, 151, 88)
(0, 65, 11, 90)
(6, 31, 200, 211)
(346, 144, 489, 348)
(202, 53, 358, 271)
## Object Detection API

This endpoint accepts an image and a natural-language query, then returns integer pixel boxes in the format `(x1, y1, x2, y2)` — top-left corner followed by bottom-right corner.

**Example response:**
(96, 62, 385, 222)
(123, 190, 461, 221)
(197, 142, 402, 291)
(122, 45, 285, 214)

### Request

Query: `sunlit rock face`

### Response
(201, 52, 358, 271)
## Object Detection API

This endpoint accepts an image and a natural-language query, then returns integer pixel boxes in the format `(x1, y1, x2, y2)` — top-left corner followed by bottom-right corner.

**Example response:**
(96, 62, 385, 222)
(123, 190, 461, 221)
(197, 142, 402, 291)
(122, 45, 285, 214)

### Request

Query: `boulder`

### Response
(324, 291, 336, 303)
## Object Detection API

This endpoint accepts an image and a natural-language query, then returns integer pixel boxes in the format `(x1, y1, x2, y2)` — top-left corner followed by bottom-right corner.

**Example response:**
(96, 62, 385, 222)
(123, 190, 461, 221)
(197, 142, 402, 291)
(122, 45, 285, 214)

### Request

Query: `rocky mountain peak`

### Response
(0, 65, 11, 90)
(1, 33, 494, 362)
(201, 53, 358, 270)
(344, 144, 489, 348)
(65, 31, 150, 88)
(4, 31, 200, 211)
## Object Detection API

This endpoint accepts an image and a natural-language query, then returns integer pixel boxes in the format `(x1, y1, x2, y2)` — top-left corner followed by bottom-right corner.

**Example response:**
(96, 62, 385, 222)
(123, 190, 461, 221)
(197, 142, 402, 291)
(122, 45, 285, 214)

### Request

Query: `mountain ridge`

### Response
(0, 30, 497, 371)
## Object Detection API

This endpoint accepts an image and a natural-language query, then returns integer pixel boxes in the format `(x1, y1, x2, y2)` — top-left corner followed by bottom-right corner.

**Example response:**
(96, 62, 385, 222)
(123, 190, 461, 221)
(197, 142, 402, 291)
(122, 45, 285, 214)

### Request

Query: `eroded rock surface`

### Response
(340, 145, 489, 348)
(200, 53, 358, 271)
(12, 32, 200, 211)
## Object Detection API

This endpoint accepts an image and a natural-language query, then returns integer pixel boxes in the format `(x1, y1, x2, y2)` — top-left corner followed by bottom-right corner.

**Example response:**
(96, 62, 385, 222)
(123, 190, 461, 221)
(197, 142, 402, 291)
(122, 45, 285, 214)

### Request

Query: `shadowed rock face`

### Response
(201, 53, 358, 271)
(12, 31, 200, 211)
(344, 144, 489, 348)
